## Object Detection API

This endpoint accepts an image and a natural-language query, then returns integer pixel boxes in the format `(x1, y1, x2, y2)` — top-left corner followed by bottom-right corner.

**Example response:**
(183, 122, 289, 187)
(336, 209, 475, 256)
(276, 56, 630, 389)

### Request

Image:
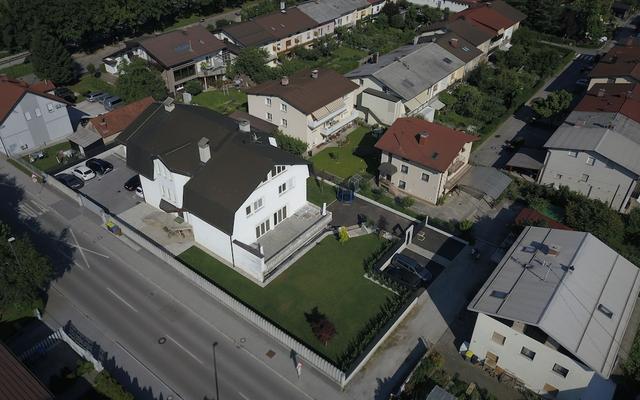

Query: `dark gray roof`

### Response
(119, 103, 304, 234)
(469, 226, 640, 377)
(426, 386, 456, 400)
(297, 0, 369, 24)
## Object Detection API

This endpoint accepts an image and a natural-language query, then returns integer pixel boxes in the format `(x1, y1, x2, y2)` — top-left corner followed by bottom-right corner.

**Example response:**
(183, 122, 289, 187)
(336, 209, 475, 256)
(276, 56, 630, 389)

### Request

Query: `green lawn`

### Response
(0, 62, 34, 79)
(307, 177, 336, 207)
(311, 127, 379, 180)
(178, 234, 393, 362)
(192, 89, 247, 114)
(320, 46, 367, 74)
(24, 142, 73, 173)
(69, 75, 114, 101)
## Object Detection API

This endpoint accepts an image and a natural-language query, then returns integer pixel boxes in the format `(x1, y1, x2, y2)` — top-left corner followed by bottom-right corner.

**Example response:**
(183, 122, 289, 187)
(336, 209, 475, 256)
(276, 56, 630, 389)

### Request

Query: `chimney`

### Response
(239, 119, 251, 133)
(163, 97, 175, 112)
(198, 137, 211, 163)
(280, 1, 286, 11)
(450, 38, 459, 48)
(100, 116, 107, 126)
(416, 131, 429, 144)
(311, 69, 319, 79)
(546, 243, 560, 256)
(281, 76, 289, 86)
(597, 88, 606, 97)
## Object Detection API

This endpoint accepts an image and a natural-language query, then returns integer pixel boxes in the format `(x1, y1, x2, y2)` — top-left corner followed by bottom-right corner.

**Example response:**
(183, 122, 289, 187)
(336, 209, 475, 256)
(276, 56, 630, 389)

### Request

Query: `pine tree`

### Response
(30, 31, 75, 84)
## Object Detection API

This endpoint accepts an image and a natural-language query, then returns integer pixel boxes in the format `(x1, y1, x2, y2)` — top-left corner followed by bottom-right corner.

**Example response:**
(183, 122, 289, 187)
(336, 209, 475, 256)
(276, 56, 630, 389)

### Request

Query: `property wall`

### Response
(469, 313, 616, 400)
(383, 151, 445, 204)
(232, 164, 309, 248)
(539, 149, 637, 212)
(407, 0, 470, 12)
(247, 94, 311, 145)
(0, 93, 73, 155)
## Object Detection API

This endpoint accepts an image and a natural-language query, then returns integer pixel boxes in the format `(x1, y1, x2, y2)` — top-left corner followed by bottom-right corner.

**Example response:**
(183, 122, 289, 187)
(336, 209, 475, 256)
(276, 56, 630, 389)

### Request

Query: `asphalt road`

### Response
(0, 159, 332, 400)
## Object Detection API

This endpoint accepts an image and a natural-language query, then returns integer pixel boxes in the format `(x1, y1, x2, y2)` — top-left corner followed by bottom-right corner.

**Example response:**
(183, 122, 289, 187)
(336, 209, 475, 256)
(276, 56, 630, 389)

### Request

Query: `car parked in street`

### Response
(56, 173, 84, 189)
(86, 158, 113, 175)
(72, 165, 96, 181)
(392, 253, 432, 283)
(124, 175, 141, 191)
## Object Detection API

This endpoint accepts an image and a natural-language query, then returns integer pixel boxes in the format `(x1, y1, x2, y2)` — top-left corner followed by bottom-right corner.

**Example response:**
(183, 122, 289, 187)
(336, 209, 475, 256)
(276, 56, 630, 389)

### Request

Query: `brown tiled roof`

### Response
(246, 69, 358, 114)
(590, 45, 640, 81)
(445, 19, 494, 46)
(435, 32, 483, 63)
(0, 75, 69, 125)
(89, 97, 154, 138)
(575, 83, 640, 124)
(222, 8, 318, 47)
(140, 25, 227, 68)
(516, 208, 571, 230)
(0, 342, 53, 400)
(29, 80, 55, 93)
(375, 118, 478, 173)
(453, 4, 515, 34)
(485, 0, 526, 24)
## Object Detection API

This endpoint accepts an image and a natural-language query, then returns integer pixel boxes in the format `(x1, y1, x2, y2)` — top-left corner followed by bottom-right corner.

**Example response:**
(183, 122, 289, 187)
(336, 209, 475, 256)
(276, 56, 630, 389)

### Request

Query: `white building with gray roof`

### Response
(345, 43, 465, 125)
(468, 226, 640, 400)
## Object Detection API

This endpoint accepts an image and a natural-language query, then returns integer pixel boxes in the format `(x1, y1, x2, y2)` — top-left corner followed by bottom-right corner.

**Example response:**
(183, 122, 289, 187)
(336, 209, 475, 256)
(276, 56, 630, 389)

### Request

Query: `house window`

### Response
(491, 332, 506, 345)
(271, 165, 286, 177)
(401, 165, 408, 174)
(580, 174, 589, 182)
(280, 103, 287, 112)
(273, 206, 287, 226)
(281, 118, 288, 128)
(34, 108, 42, 117)
(255, 219, 271, 239)
(253, 198, 264, 211)
(421, 173, 429, 182)
(47, 103, 54, 112)
(266, 112, 273, 121)
(278, 182, 287, 194)
(24, 111, 32, 121)
(567, 150, 578, 157)
(586, 155, 595, 165)
(552, 363, 569, 378)
(266, 98, 272, 106)
(520, 347, 536, 360)
(398, 180, 406, 190)
(246, 206, 252, 216)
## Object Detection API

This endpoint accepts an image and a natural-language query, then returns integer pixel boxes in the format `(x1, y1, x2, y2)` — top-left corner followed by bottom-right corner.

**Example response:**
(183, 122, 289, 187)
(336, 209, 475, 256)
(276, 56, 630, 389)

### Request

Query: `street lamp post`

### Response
(212, 341, 220, 400)
(7, 237, 22, 269)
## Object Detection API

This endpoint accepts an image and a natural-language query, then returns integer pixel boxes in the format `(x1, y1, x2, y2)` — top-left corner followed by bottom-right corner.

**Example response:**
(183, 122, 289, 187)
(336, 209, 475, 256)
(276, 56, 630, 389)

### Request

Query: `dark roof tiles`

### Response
(140, 25, 227, 68)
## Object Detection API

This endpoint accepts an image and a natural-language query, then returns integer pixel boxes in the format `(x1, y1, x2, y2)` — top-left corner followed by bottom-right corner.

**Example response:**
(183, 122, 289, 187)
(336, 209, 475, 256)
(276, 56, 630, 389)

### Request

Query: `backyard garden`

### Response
(191, 89, 247, 114)
(178, 233, 411, 368)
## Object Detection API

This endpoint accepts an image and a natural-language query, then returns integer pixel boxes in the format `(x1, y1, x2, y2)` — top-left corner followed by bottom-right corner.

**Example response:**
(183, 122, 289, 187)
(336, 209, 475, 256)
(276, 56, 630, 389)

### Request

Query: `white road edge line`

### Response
(106, 287, 138, 313)
(70, 228, 91, 269)
(237, 391, 250, 400)
(166, 335, 205, 365)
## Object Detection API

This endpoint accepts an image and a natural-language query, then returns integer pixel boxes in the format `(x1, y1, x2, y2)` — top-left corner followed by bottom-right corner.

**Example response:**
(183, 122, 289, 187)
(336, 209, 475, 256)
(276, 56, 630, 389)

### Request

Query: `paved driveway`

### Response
(74, 100, 106, 117)
(328, 196, 414, 236)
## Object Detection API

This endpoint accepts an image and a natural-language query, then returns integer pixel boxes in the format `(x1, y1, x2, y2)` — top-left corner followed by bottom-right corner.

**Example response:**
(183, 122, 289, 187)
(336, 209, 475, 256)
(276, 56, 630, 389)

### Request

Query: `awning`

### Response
(159, 199, 181, 213)
(67, 127, 102, 148)
(506, 149, 545, 171)
(311, 98, 346, 121)
(456, 166, 512, 203)
(378, 162, 397, 176)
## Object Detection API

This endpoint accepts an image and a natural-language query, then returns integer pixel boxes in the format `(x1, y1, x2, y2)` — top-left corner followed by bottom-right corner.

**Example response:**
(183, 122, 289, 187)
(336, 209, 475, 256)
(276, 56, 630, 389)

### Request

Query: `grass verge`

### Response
(0, 62, 34, 78)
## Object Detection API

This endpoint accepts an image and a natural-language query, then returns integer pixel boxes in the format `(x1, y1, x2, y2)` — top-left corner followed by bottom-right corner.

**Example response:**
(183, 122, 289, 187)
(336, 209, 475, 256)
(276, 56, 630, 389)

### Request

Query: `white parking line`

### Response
(166, 335, 204, 365)
(106, 287, 139, 313)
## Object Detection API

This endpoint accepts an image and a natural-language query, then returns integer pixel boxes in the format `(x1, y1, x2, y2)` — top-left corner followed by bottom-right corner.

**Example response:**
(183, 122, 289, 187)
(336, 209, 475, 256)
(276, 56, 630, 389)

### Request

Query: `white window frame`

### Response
(401, 165, 408, 174)
(421, 173, 429, 182)
(24, 111, 32, 121)
(253, 197, 264, 212)
(47, 103, 54, 112)
(34, 108, 42, 117)
(280, 103, 287, 112)
(281, 118, 288, 128)
(567, 150, 578, 157)
(586, 155, 595, 165)
(278, 182, 287, 194)
(398, 180, 406, 190)
(266, 112, 273, 121)
(265, 97, 272, 107)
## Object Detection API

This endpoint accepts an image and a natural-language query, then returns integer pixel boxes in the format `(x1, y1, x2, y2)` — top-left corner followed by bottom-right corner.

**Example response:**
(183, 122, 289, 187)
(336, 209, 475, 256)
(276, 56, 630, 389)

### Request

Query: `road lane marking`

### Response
(30, 199, 49, 213)
(19, 203, 39, 218)
(106, 287, 138, 313)
(166, 335, 204, 365)
(70, 228, 91, 269)
(67, 243, 110, 258)
(238, 392, 250, 400)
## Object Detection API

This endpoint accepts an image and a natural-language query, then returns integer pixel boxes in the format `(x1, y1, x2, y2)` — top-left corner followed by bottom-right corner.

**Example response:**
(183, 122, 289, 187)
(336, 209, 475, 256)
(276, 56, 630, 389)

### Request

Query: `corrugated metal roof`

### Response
(469, 226, 640, 378)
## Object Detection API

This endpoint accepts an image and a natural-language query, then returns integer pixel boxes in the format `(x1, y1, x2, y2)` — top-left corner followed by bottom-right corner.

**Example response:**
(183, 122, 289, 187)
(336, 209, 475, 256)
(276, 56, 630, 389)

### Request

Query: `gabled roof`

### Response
(468, 226, 640, 378)
(140, 26, 227, 68)
(345, 43, 465, 101)
(445, 19, 495, 47)
(374, 117, 478, 172)
(28, 80, 55, 93)
(482, 0, 526, 24)
(590, 45, 640, 81)
(119, 103, 304, 234)
(221, 8, 318, 47)
(544, 125, 640, 176)
(297, 0, 370, 24)
(574, 83, 640, 124)
(453, 4, 515, 33)
(0, 342, 53, 400)
(247, 69, 358, 115)
(89, 97, 154, 138)
(0, 76, 69, 125)
(435, 32, 483, 63)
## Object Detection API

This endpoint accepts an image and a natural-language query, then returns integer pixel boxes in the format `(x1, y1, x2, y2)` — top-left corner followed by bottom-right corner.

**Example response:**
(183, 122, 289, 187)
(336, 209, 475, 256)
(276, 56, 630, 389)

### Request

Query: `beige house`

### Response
(246, 69, 359, 149)
(375, 118, 478, 204)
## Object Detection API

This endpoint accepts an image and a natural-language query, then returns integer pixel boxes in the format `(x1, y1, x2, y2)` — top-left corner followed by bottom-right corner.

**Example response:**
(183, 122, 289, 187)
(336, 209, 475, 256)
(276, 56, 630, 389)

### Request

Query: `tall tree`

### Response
(30, 31, 75, 84)
(229, 47, 274, 83)
(532, 90, 573, 118)
(115, 59, 167, 102)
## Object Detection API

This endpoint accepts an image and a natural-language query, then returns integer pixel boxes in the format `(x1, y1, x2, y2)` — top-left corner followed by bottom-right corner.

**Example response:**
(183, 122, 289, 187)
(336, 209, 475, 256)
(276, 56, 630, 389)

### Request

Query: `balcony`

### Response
(197, 59, 226, 77)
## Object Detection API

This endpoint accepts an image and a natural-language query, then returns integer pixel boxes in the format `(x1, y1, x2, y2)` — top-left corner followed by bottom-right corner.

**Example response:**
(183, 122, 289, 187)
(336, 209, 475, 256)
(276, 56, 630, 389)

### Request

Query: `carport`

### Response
(68, 126, 104, 157)
(455, 166, 512, 205)
(505, 148, 545, 177)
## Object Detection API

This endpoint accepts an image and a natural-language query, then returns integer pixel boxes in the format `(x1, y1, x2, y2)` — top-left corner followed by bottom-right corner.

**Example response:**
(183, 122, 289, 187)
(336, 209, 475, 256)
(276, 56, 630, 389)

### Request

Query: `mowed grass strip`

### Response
(178, 234, 393, 362)
(311, 127, 379, 180)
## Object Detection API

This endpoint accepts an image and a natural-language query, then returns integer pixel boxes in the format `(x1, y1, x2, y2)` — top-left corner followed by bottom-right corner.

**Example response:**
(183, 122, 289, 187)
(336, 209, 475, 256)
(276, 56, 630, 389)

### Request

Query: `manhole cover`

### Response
(240, 337, 247, 343)
(158, 337, 167, 344)
(266, 350, 276, 358)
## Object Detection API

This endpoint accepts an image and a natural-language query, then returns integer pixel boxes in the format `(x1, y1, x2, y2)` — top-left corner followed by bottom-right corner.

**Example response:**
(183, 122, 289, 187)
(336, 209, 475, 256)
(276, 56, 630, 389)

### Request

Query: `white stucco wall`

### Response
(407, 0, 470, 12)
(469, 313, 616, 400)
(188, 212, 235, 264)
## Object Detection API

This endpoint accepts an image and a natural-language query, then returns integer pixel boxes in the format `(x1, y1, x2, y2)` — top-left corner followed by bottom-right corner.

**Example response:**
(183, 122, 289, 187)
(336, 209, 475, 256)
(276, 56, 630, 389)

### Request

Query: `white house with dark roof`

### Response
(118, 100, 331, 284)
(468, 226, 640, 400)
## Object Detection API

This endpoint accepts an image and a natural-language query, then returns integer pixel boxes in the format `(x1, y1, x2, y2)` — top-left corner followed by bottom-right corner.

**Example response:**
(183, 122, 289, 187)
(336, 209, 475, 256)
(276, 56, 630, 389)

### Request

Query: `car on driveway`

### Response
(104, 96, 123, 111)
(72, 165, 96, 181)
(56, 173, 84, 189)
(124, 175, 141, 191)
(86, 158, 113, 175)
(54, 87, 77, 103)
(384, 264, 422, 289)
(86, 92, 106, 102)
(393, 253, 432, 283)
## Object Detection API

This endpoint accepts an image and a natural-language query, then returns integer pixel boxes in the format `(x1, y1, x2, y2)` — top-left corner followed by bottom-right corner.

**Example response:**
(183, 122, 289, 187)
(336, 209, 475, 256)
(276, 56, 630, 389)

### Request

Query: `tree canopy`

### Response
(30, 31, 75, 85)
(531, 90, 573, 118)
(115, 59, 167, 102)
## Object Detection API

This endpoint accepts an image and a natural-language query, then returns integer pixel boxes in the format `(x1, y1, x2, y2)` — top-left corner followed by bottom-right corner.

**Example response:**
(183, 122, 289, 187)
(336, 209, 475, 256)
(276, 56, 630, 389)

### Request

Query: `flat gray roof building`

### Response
(469, 226, 640, 378)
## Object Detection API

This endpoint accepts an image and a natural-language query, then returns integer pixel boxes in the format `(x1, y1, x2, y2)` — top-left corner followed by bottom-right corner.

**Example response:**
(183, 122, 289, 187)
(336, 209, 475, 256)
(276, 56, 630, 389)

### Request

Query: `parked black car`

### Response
(124, 175, 141, 191)
(384, 264, 422, 289)
(53, 87, 77, 103)
(86, 158, 113, 175)
(57, 173, 84, 189)
(392, 253, 432, 283)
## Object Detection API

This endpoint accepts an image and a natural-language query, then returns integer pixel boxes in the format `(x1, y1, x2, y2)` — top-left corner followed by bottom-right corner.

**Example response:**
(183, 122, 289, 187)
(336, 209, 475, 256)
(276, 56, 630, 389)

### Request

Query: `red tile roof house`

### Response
(0, 75, 73, 156)
(448, 0, 526, 54)
(375, 118, 478, 204)
(588, 44, 640, 89)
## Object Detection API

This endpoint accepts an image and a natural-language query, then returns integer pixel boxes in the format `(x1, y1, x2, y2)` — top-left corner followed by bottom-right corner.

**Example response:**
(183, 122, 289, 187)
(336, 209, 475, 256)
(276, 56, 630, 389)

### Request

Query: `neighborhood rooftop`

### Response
(435, 32, 483, 63)
(0, 76, 68, 124)
(590, 44, 640, 80)
(297, 0, 369, 24)
(89, 96, 155, 138)
(118, 103, 302, 234)
(573, 83, 640, 124)
(468, 226, 640, 378)
(139, 25, 227, 68)
(0, 342, 53, 400)
(452, 0, 525, 34)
